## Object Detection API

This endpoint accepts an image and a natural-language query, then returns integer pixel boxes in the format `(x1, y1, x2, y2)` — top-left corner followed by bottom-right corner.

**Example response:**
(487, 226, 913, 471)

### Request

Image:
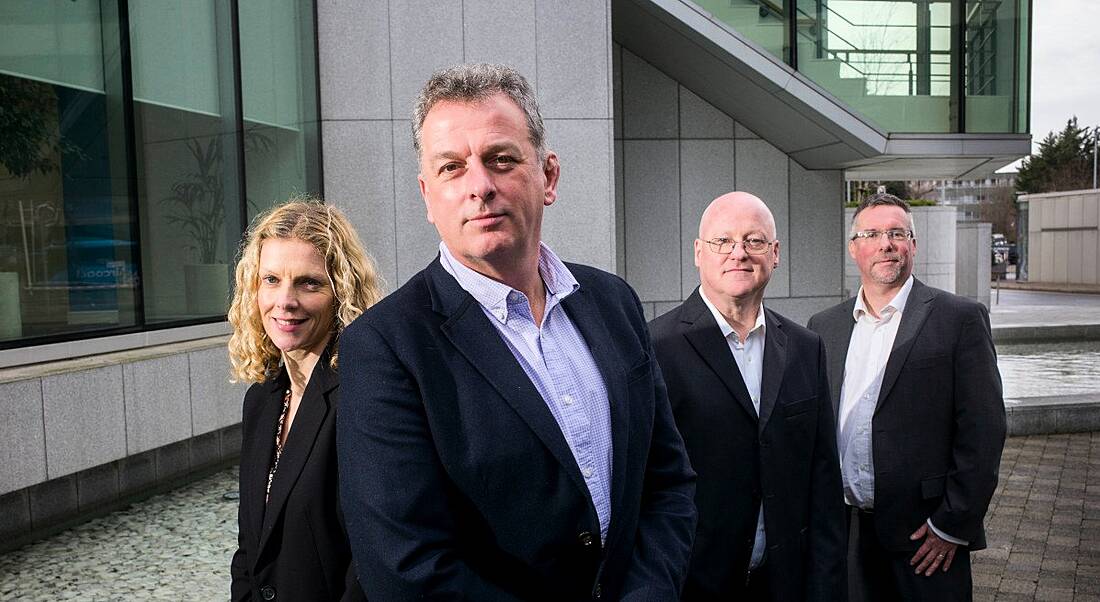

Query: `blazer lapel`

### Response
(426, 261, 590, 498)
(680, 290, 758, 422)
(757, 308, 787, 433)
(258, 355, 337, 552)
(875, 279, 935, 413)
(240, 376, 285, 550)
(560, 286, 631, 540)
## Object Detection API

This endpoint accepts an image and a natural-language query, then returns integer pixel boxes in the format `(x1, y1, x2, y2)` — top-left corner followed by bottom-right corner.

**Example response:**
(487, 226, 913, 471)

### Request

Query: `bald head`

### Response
(698, 192, 776, 240)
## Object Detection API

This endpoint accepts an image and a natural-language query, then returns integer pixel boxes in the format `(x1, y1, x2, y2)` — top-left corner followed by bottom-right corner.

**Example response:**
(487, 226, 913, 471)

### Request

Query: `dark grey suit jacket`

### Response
(650, 290, 846, 601)
(807, 278, 1006, 551)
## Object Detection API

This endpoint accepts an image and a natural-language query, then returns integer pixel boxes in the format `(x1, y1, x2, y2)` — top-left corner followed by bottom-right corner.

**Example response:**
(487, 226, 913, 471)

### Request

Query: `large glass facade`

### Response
(0, 0, 320, 348)
(693, 0, 1030, 134)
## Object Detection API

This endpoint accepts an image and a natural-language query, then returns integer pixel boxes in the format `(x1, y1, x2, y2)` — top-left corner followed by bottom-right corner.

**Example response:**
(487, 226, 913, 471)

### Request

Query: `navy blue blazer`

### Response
(337, 258, 697, 601)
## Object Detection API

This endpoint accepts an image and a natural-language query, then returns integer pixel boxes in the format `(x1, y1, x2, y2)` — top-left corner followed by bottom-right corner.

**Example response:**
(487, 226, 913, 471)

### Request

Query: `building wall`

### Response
(0, 340, 245, 549)
(614, 46, 845, 325)
(1024, 189, 1100, 284)
(316, 0, 617, 291)
(956, 221, 993, 308)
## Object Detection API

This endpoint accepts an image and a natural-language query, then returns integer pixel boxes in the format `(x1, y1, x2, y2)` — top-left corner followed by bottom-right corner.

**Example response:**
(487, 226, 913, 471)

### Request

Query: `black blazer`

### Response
(231, 352, 366, 601)
(807, 279, 1006, 551)
(337, 258, 697, 601)
(650, 290, 846, 601)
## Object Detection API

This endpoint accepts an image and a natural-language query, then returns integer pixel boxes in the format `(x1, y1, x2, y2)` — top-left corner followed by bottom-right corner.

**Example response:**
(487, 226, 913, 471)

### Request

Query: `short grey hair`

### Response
(412, 63, 547, 161)
(849, 192, 917, 240)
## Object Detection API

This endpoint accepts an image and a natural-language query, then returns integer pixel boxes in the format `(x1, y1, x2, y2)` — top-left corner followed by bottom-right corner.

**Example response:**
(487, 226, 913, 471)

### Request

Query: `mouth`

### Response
(272, 317, 307, 332)
(466, 212, 505, 227)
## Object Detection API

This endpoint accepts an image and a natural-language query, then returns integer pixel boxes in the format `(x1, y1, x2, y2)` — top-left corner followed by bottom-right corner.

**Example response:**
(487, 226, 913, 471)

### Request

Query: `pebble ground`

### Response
(1, 433, 1098, 601)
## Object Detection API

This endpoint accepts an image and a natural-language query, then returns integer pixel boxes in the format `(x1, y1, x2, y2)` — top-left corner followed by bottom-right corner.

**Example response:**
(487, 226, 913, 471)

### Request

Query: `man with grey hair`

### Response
(808, 192, 1005, 600)
(338, 63, 697, 601)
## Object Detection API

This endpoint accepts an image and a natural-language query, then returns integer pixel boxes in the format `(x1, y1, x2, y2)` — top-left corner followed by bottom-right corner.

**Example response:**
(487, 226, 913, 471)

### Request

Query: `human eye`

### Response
(856, 230, 880, 240)
(438, 161, 463, 176)
(745, 237, 768, 248)
(886, 229, 909, 240)
(260, 274, 278, 285)
(489, 154, 516, 169)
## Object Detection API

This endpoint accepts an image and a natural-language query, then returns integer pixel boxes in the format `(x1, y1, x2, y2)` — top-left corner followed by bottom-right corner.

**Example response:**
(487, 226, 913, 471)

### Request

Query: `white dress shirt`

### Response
(700, 290, 768, 570)
(839, 275, 966, 545)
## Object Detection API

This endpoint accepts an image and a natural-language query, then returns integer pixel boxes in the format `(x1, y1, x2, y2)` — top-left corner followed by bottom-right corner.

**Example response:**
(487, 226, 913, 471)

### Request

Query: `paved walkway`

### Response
(0, 432, 1098, 600)
(976, 431, 1100, 601)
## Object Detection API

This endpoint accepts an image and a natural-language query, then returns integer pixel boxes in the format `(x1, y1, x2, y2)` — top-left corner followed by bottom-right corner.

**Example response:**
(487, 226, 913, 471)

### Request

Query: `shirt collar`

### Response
(698, 288, 766, 343)
(853, 274, 915, 322)
(438, 241, 579, 324)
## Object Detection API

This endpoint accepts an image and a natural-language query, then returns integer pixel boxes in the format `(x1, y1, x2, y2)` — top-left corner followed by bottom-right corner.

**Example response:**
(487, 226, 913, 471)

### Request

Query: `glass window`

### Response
(239, 0, 322, 220)
(128, 0, 243, 321)
(0, 0, 137, 343)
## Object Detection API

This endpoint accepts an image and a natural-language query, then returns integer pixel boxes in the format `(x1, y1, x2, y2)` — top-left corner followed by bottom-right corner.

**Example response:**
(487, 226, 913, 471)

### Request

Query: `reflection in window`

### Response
(239, 0, 322, 220)
(0, 1, 137, 342)
(129, 0, 242, 321)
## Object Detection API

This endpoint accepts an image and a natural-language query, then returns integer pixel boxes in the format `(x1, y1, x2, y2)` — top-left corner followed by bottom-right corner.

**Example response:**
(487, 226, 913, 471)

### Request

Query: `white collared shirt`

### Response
(699, 289, 768, 569)
(839, 275, 966, 545)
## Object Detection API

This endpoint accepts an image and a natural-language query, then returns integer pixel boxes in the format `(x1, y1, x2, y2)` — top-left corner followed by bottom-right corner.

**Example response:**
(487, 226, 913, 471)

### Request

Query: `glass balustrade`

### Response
(691, 0, 1029, 134)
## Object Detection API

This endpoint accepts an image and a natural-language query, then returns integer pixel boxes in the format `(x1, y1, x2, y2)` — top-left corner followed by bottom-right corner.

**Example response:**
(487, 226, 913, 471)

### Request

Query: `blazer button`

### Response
(260, 585, 276, 600)
(578, 531, 595, 547)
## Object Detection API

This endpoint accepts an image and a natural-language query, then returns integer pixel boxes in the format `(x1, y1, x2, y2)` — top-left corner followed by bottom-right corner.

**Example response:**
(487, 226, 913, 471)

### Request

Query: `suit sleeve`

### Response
(930, 302, 1006, 543)
(618, 294, 699, 601)
(336, 320, 524, 601)
(805, 337, 847, 601)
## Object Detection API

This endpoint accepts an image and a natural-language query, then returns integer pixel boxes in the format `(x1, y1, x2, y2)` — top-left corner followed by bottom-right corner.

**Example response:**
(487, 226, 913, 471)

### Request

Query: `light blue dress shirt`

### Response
(439, 242, 614, 541)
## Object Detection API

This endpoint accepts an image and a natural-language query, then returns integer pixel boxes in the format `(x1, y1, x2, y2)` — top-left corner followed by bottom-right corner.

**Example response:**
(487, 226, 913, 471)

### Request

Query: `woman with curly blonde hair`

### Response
(228, 198, 380, 602)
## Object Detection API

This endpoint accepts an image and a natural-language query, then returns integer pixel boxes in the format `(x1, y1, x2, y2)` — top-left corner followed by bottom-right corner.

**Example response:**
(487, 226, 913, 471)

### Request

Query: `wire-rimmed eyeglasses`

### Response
(702, 237, 774, 255)
(850, 229, 913, 243)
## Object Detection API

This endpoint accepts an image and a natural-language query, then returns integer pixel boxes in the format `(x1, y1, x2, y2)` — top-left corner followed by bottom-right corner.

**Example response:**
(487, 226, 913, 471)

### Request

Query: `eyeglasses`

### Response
(850, 229, 913, 242)
(702, 237, 774, 255)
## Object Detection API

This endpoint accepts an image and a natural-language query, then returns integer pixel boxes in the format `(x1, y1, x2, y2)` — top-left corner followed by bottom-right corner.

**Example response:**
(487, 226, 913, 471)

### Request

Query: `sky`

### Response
(1016, 1, 1100, 162)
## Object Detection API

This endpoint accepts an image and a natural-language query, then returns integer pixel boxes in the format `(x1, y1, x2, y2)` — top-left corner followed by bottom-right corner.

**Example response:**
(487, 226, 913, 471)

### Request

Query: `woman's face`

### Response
(257, 237, 336, 357)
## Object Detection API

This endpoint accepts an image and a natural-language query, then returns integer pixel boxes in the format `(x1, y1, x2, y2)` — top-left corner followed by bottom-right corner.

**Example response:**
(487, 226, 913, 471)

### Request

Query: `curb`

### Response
(1005, 394, 1100, 436)
(993, 324, 1100, 344)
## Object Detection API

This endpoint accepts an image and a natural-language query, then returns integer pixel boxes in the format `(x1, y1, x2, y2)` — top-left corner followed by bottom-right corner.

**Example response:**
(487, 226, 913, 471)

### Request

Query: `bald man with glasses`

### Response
(650, 192, 846, 601)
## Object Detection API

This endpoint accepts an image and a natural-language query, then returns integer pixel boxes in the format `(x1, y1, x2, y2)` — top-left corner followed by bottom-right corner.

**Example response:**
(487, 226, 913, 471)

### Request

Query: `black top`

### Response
(231, 350, 366, 601)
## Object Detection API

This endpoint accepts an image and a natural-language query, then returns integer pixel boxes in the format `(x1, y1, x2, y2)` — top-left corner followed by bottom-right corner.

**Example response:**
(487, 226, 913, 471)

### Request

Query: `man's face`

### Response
(417, 93, 559, 274)
(693, 197, 779, 305)
(848, 204, 917, 287)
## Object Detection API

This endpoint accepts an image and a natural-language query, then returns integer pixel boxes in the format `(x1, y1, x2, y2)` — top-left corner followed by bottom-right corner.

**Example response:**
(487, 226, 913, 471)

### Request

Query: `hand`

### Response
(909, 523, 957, 576)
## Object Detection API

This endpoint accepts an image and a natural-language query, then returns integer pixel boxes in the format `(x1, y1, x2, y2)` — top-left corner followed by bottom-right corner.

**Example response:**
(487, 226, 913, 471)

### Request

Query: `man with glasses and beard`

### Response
(807, 192, 1005, 601)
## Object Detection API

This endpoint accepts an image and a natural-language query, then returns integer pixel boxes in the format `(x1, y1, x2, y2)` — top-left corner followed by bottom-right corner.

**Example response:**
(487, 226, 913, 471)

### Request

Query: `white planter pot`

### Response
(0, 272, 21, 340)
(184, 263, 230, 315)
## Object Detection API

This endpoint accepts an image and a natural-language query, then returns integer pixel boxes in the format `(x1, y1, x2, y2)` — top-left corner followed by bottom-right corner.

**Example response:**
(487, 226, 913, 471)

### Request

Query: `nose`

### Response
(728, 240, 751, 260)
(876, 232, 896, 251)
(275, 284, 299, 310)
(465, 161, 496, 203)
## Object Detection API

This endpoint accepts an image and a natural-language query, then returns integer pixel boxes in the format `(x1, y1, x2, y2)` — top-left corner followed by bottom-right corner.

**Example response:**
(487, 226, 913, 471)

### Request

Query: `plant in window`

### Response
(162, 137, 227, 264)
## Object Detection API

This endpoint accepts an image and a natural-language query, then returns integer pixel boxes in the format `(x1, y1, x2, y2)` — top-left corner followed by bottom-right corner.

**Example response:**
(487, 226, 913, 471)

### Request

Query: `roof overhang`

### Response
(612, 0, 1031, 180)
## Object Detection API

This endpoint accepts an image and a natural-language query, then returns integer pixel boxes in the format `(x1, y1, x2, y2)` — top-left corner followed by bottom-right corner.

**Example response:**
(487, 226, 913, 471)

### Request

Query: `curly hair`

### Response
(228, 197, 384, 383)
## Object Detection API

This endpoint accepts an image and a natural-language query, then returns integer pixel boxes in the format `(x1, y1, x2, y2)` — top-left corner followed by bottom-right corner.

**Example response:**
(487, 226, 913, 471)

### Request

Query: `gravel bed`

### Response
(0, 467, 239, 601)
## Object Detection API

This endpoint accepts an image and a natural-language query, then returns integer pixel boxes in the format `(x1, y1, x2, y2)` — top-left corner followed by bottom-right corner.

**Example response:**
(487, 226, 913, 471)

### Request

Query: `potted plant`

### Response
(162, 136, 230, 315)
